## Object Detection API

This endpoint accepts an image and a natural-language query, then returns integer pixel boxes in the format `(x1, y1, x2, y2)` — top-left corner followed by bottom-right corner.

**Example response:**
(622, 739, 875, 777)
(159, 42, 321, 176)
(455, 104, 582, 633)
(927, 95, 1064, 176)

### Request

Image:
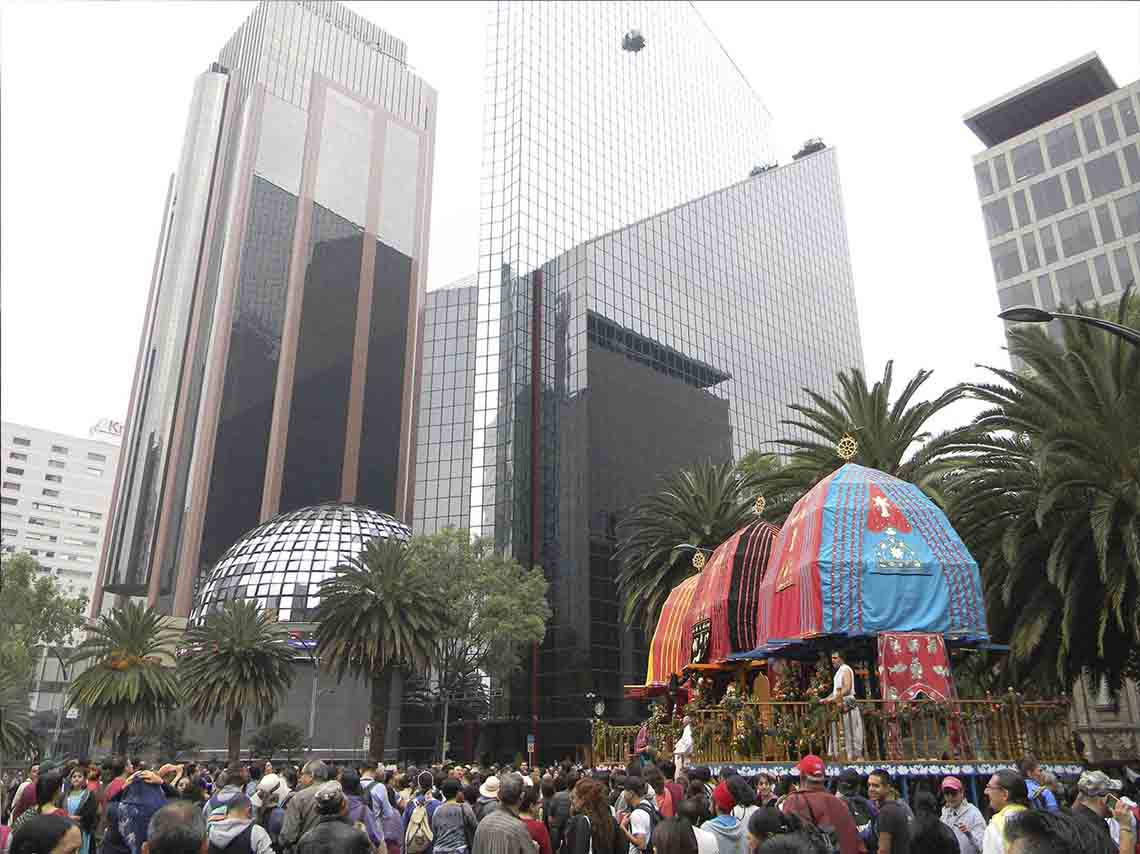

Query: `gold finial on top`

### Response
(692, 550, 707, 570)
(753, 495, 766, 515)
(837, 434, 858, 461)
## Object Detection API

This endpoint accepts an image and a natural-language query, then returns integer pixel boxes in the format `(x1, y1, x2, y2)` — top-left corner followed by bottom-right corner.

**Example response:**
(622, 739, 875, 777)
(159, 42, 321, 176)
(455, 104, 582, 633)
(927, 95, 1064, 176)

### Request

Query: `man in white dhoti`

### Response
(673, 715, 694, 772)
(825, 650, 865, 759)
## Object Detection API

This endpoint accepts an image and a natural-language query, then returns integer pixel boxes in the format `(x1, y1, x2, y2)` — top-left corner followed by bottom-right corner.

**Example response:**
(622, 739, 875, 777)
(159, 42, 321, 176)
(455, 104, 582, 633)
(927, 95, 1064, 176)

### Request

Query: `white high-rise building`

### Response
(1, 420, 120, 717)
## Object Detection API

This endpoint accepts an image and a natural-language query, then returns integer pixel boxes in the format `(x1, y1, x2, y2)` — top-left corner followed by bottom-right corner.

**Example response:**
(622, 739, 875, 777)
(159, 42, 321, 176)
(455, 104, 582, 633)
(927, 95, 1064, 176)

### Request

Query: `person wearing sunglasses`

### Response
(982, 770, 1028, 854)
(940, 777, 984, 854)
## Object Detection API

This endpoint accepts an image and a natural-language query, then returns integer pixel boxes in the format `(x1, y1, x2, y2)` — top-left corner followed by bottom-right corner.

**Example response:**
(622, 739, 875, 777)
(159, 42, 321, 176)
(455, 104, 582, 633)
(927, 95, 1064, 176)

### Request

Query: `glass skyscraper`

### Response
(94, 1, 436, 618)
(472, 1, 864, 757)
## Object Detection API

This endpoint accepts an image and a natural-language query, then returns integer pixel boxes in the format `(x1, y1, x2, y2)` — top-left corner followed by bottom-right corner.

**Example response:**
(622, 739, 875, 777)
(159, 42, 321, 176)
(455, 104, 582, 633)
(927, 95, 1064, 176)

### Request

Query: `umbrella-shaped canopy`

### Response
(626, 573, 700, 698)
(754, 464, 988, 651)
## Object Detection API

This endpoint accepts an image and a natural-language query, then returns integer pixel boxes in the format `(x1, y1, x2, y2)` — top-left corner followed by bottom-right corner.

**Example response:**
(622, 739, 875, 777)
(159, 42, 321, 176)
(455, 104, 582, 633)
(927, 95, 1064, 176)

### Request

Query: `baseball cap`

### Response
(837, 768, 861, 788)
(797, 755, 826, 781)
(712, 781, 736, 813)
(940, 776, 963, 793)
(1078, 770, 1122, 797)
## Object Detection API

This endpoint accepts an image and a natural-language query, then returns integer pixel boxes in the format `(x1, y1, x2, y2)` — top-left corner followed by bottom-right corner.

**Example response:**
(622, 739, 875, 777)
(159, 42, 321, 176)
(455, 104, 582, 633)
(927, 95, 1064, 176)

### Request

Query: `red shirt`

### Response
(781, 790, 865, 854)
(103, 777, 126, 803)
(524, 817, 553, 854)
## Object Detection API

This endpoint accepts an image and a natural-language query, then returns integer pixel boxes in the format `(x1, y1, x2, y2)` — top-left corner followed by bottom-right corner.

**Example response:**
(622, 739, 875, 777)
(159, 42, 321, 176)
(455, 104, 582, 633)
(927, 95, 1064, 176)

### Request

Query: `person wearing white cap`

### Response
(476, 777, 502, 823)
(939, 776, 984, 854)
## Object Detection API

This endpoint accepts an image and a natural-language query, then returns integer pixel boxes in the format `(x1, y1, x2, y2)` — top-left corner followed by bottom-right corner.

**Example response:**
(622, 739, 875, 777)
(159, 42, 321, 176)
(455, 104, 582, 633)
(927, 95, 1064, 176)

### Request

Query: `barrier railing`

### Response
(592, 696, 1075, 765)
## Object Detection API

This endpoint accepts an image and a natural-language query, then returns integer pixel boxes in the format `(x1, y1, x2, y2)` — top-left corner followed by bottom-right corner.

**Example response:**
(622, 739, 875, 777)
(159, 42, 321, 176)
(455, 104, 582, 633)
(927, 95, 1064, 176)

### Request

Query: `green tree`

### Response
(315, 538, 450, 761)
(745, 361, 968, 521)
(943, 294, 1139, 691)
(178, 600, 295, 762)
(157, 716, 199, 759)
(615, 460, 761, 634)
(408, 529, 549, 757)
(0, 553, 88, 679)
(250, 721, 306, 759)
(67, 602, 181, 754)
(0, 657, 37, 761)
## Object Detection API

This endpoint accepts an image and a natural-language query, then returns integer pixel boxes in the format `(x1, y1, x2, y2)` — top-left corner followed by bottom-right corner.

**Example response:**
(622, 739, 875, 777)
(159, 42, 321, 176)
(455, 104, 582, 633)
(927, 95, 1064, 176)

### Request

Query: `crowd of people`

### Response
(0, 750, 1137, 854)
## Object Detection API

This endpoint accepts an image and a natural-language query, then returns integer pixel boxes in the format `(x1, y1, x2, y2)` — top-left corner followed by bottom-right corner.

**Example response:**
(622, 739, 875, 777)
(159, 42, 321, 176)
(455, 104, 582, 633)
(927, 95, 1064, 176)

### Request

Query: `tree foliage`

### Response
(315, 537, 451, 760)
(178, 599, 295, 761)
(410, 528, 549, 694)
(0, 552, 88, 679)
(943, 293, 1140, 691)
(615, 460, 761, 634)
(67, 601, 181, 750)
(0, 658, 37, 760)
(250, 721, 306, 758)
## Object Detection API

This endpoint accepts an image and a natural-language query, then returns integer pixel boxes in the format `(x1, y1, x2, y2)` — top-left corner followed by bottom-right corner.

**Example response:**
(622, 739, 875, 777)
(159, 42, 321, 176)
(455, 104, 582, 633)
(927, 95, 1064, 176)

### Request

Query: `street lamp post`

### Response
(998, 285, 1137, 346)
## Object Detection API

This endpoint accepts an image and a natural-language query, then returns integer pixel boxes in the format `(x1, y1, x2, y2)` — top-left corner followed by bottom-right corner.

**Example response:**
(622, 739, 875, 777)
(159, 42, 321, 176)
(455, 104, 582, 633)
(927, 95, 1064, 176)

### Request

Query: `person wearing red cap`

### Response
(703, 781, 746, 854)
(940, 777, 984, 854)
(780, 756, 865, 854)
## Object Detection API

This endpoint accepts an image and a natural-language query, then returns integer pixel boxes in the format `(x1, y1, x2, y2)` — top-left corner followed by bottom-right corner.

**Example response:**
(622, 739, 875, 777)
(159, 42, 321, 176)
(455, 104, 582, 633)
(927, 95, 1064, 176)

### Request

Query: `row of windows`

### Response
(982, 143, 1140, 240)
(5, 440, 107, 463)
(975, 92, 1139, 197)
(991, 190, 1140, 281)
(997, 245, 1137, 311)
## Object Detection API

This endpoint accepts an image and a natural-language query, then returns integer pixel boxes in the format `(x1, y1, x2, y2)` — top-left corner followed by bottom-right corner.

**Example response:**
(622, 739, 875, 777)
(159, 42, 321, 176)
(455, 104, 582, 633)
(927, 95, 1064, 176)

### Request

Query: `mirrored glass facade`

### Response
(189, 502, 409, 624)
(96, 1, 436, 618)
(474, 1, 864, 756)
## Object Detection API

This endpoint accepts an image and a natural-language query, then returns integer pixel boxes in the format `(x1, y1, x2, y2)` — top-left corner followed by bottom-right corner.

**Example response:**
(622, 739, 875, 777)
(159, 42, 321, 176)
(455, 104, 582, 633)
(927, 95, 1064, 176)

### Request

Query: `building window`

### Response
(993, 155, 1011, 190)
(1065, 168, 1086, 205)
(1012, 190, 1031, 227)
(1086, 152, 1124, 198)
(9, 452, 27, 461)
(45, 474, 62, 483)
(990, 238, 1022, 282)
(0, 497, 16, 506)
(87, 452, 107, 463)
(32, 501, 63, 513)
(50, 445, 68, 455)
(1092, 253, 1115, 295)
(1116, 190, 1140, 237)
(86, 466, 104, 477)
(1114, 247, 1136, 287)
(1120, 98, 1139, 136)
(1011, 139, 1045, 181)
(1021, 233, 1040, 270)
(1045, 123, 1081, 168)
(1081, 114, 1101, 152)
(1038, 225, 1059, 264)
(1056, 259, 1095, 304)
(42, 488, 60, 498)
(48, 459, 65, 470)
(998, 280, 1035, 310)
(1029, 175, 1066, 220)
(2, 482, 20, 492)
(1123, 143, 1140, 185)
(5, 467, 24, 476)
(1094, 204, 1117, 244)
(1058, 211, 1096, 257)
(982, 198, 1012, 238)
(12, 437, 30, 447)
(1037, 273, 1056, 311)
(1099, 106, 1120, 145)
(974, 162, 994, 197)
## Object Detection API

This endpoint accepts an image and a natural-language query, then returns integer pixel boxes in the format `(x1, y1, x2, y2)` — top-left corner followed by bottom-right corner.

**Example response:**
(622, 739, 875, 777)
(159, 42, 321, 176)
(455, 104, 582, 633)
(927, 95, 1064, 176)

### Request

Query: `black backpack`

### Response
(631, 802, 661, 854)
(797, 794, 842, 854)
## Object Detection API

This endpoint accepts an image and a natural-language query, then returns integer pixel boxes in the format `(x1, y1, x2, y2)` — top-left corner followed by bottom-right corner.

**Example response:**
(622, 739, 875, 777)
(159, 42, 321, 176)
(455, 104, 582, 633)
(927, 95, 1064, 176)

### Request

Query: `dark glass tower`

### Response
(93, 1, 436, 617)
(474, 1, 864, 758)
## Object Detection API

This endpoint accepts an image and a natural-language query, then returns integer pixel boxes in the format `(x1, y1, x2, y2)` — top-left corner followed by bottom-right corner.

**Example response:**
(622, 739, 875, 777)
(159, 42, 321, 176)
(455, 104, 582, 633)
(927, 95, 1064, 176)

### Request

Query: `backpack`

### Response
(797, 793, 842, 854)
(406, 798, 435, 854)
(844, 794, 877, 841)
(631, 802, 661, 854)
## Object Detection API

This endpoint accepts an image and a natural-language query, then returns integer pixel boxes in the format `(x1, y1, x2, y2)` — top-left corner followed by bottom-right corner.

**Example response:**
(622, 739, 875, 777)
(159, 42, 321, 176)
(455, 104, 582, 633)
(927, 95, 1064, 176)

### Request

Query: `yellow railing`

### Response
(593, 697, 1075, 765)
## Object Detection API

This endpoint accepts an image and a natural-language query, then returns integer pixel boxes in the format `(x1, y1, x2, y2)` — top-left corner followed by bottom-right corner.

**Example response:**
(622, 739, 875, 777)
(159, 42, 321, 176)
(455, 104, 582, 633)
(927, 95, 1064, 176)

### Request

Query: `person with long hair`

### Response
(652, 819, 697, 854)
(10, 814, 83, 854)
(562, 778, 619, 854)
(910, 791, 960, 854)
(9, 771, 68, 836)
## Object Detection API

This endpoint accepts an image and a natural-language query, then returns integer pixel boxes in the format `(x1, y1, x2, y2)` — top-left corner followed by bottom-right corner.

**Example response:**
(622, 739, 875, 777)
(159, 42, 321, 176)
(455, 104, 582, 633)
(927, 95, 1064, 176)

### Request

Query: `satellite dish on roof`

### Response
(622, 29, 646, 52)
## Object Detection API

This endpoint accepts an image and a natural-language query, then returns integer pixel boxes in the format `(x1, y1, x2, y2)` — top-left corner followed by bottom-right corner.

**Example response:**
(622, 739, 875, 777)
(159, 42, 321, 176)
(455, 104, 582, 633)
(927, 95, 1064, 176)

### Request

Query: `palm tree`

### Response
(750, 361, 968, 521)
(315, 538, 450, 761)
(67, 602, 181, 753)
(0, 658, 36, 761)
(943, 293, 1140, 690)
(178, 600, 295, 762)
(615, 460, 761, 634)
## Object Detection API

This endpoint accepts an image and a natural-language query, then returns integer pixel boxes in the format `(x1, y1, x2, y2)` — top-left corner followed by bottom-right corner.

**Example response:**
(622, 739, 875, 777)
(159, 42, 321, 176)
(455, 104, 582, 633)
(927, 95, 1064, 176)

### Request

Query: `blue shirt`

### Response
(1026, 779, 1059, 811)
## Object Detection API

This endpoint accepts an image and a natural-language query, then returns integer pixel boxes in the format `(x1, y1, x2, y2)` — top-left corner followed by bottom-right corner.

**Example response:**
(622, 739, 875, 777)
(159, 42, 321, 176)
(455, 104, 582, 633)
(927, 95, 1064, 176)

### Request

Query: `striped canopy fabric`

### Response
(643, 574, 700, 688)
(755, 464, 989, 647)
(687, 519, 781, 665)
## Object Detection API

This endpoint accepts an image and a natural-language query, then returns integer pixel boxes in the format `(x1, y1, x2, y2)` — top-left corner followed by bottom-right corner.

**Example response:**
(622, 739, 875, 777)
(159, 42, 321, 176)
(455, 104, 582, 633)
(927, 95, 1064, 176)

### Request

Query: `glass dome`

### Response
(190, 503, 410, 624)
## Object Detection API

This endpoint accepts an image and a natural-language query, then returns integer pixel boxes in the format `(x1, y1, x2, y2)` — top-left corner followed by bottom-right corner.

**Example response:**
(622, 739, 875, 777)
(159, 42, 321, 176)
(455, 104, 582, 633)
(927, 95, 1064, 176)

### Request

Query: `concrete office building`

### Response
(965, 53, 1140, 349)
(473, 1, 864, 758)
(1, 421, 120, 731)
(93, 1, 436, 618)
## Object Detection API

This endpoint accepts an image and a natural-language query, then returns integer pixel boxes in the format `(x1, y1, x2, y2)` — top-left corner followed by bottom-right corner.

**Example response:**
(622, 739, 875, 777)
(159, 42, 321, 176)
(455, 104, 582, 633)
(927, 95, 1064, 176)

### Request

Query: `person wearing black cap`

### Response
(296, 782, 371, 854)
(835, 769, 875, 845)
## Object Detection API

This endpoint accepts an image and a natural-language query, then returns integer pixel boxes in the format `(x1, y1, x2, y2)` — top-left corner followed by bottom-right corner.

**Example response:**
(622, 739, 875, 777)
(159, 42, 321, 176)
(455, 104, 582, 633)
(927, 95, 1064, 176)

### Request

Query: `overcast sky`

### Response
(1, 1, 1137, 439)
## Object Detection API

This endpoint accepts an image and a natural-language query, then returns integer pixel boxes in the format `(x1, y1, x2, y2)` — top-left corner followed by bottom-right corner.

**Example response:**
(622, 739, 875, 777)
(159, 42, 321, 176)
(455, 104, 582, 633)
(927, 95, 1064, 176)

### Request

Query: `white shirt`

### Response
(628, 798, 654, 854)
(829, 663, 855, 701)
(692, 825, 718, 854)
(674, 725, 693, 755)
(941, 801, 985, 854)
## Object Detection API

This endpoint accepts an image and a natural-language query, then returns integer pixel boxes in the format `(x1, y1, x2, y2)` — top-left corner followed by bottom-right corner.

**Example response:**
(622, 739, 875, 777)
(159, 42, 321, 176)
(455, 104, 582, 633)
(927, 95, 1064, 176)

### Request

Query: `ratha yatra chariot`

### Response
(593, 459, 1081, 791)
